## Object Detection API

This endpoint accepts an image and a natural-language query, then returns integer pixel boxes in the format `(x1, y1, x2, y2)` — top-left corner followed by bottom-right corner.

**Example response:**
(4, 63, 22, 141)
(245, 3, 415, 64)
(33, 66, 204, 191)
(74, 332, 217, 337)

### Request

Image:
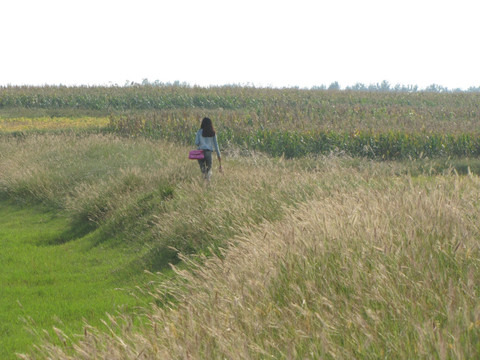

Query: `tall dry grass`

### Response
(24, 156, 480, 359)
(0, 134, 348, 269)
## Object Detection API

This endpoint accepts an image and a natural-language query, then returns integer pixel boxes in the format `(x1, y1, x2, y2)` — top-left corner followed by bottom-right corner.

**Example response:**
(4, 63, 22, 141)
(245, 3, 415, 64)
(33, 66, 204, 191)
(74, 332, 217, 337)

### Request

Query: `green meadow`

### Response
(0, 200, 153, 359)
(0, 85, 479, 359)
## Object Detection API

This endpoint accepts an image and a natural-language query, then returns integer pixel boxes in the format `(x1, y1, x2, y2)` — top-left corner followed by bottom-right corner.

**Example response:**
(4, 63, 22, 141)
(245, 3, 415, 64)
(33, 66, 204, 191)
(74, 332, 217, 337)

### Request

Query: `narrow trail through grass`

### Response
(0, 201, 152, 359)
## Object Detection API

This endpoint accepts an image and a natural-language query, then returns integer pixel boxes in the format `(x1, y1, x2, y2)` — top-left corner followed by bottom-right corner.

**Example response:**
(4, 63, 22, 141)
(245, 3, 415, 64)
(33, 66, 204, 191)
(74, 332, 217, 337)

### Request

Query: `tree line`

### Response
(135, 79, 480, 93)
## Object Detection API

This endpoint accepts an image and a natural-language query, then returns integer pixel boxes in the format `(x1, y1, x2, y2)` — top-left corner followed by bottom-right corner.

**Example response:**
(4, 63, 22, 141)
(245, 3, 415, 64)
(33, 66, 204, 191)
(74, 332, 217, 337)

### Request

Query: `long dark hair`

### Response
(200, 117, 215, 137)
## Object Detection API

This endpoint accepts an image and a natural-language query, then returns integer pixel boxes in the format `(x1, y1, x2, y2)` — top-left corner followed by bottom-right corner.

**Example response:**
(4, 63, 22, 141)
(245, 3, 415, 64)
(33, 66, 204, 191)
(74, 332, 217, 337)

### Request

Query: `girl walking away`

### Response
(195, 117, 222, 181)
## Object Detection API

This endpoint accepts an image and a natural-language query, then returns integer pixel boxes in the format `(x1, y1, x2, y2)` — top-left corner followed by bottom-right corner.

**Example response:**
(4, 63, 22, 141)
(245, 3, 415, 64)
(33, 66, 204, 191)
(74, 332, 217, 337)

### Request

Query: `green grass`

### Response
(0, 201, 152, 359)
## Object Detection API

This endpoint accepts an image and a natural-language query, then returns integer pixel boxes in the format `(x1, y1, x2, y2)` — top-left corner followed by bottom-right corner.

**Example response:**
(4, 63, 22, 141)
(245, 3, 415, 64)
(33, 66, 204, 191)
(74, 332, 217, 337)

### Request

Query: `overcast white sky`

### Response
(1, 0, 479, 89)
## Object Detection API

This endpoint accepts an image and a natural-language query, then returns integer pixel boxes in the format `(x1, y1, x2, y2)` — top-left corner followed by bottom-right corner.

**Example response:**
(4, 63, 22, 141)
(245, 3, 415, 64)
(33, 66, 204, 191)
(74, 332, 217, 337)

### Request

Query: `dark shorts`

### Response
(197, 150, 212, 174)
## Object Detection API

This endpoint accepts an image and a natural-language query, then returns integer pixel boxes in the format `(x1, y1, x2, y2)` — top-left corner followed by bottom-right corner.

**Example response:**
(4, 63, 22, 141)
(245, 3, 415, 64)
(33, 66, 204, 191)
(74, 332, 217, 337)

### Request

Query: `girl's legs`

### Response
(197, 150, 212, 180)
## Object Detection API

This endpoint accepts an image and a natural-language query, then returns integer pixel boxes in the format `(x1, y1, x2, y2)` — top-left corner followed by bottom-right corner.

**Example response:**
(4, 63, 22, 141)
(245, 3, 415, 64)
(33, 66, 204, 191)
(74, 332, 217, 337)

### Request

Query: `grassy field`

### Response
(7, 139, 477, 359)
(0, 133, 339, 358)
(1, 133, 478, 359)
(0, 85, 479, 358)
(87, 170, 478, 359)
(0, 201, 153, 359)
(0, 117, 109, 133)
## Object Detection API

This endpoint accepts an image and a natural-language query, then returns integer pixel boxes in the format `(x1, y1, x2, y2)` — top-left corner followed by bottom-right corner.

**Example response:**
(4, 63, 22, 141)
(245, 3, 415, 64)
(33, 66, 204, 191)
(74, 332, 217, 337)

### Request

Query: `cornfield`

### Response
(2, 85, 480, 159)
(107, 111, 480, 159)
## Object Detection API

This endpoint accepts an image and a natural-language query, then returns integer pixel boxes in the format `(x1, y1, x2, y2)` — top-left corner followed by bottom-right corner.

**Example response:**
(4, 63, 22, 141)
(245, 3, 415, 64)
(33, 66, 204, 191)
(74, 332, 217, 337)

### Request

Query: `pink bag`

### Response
(189, 150, 204, 160)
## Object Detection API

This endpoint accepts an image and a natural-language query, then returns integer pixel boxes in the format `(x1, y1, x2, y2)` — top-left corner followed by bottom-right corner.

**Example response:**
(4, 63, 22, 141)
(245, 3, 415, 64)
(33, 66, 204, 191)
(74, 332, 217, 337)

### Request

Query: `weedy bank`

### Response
(0, 133, 343, 358)
(17, 137, 479, 359)
(1, 133, 478, 359)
